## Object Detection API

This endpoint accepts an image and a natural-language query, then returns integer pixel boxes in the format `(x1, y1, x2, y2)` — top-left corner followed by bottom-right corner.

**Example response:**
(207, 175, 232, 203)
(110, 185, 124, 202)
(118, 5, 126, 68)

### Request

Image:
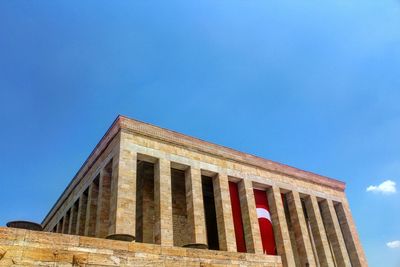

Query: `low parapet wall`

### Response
(0, 227, 282, 266)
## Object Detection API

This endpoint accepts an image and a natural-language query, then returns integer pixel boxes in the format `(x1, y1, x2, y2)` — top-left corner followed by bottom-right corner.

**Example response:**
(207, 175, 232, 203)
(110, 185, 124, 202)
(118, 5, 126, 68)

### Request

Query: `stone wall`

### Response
(0, 227, 282, 266)
(171, 168, 189, 247)
(136, 161, 155, 244)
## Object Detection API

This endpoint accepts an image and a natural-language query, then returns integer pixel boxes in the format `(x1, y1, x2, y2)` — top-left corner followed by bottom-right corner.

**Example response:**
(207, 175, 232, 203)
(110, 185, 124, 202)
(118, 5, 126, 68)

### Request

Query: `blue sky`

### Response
(0, 0, 399, 266)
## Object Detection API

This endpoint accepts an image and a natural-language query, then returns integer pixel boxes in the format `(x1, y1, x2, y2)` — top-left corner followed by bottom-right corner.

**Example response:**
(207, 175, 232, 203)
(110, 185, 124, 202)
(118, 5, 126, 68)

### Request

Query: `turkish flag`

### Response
(229, 181, 247, 252)
(253, 189, 276, 255)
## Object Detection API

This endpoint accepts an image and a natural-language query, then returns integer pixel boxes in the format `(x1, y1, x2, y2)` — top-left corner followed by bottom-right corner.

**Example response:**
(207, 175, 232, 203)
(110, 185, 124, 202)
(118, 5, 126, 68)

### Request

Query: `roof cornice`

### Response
(118, 115, 345, 192)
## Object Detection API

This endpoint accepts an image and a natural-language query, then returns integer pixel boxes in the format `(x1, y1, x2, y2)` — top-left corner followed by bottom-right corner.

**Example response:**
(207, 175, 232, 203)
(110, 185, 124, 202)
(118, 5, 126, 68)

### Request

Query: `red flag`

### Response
(253, 189, 276, 255)
(229, 181, 246, 252)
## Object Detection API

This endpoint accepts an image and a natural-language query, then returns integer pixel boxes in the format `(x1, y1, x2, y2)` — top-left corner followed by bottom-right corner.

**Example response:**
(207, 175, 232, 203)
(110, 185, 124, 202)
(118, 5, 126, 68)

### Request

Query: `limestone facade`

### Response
(0, 227, 282, 266)
(38, 115, 367, 267)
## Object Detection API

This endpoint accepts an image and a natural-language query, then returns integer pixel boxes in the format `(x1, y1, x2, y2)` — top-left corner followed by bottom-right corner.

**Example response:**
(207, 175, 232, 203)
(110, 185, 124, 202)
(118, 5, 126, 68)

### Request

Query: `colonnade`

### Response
(50, 152, 363, 267)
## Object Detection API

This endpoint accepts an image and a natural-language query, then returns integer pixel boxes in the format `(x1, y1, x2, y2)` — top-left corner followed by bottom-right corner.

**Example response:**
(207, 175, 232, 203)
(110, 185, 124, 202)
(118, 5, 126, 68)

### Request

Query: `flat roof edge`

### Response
(118, 115, 346, 191)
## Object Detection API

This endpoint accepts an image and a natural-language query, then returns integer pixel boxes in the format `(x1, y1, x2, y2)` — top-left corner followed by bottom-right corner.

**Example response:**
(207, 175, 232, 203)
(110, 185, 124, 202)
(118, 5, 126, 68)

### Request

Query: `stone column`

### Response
(68, 208, 74, 234)
(108, 133, 137, 237)
(319, 199, 351, 267)
(267, 186, 296, 266)
(96, 166, 112, 238)
(61, 217, 65, 234)
(238, 179, 263, 254)
(85, 181, 99, 237)
(212, 173, 236, 252)
(76, 192, 88, 236)
(304, 195, 335, 267)
(335, 200, 367, 267)
(60, 218, 64, 234)
(63, 211, 70, 234)
(56, 221, 62, 233)
(154, 158, 173, 246)
(185, 166, 207, 245)
(286, 191, 317, 266)
(68, 204, 78, 235)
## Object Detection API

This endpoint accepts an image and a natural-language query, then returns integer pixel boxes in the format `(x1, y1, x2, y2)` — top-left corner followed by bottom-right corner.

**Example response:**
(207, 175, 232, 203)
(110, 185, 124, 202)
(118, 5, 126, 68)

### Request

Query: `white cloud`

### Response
(366, 180, 396, 194)
(386, 240, 400, 249)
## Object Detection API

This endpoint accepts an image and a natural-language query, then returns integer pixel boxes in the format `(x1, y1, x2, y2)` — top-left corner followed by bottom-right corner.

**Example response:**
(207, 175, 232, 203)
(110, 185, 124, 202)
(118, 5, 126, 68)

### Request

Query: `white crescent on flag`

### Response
(256, 208, 271, 222)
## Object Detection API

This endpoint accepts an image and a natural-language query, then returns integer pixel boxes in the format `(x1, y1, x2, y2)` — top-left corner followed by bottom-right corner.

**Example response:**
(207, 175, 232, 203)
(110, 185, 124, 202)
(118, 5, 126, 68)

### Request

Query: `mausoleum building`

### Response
(1, 115, 367, 266)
